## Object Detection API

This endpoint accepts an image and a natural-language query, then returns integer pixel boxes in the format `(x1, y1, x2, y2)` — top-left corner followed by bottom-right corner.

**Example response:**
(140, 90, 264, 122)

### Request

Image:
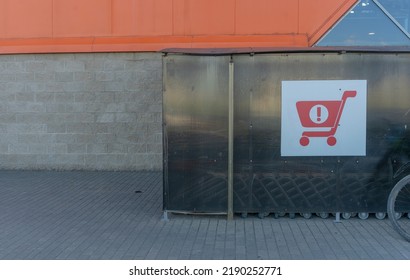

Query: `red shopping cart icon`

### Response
(296, 90, 356, 146)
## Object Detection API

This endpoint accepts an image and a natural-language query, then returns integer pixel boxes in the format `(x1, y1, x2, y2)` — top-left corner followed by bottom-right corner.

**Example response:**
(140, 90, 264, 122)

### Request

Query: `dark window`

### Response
(316, 0, 410, 46)
(378, 0, 410, 33)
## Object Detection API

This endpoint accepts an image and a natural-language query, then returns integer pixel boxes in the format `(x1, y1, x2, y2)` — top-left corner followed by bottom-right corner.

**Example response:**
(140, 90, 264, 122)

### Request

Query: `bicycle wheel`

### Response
(387, 175, 410, 242)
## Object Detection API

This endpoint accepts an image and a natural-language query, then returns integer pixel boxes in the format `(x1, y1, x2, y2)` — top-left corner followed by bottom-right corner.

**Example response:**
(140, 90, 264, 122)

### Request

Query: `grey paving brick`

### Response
(1, 171, 410, 260)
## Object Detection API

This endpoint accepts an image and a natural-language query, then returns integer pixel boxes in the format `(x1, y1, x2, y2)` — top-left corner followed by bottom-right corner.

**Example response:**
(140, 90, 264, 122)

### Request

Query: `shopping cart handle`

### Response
(343, 90, 357, 99)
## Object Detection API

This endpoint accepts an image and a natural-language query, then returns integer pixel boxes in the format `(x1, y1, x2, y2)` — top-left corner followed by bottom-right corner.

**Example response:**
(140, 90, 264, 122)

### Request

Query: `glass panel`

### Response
(317, 0, 410, 46)
(378, 0, 410, 33)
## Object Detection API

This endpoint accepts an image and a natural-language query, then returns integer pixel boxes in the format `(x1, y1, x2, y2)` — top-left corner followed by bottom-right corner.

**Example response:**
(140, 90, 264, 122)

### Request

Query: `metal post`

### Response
(162, 210, 169, 221)
(227, 60, 234, 220)
(334, 212, 341, 223)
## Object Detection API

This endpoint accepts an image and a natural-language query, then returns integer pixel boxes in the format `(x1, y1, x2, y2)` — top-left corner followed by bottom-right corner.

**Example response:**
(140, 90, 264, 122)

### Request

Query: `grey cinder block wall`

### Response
(0, 52, 162, 170)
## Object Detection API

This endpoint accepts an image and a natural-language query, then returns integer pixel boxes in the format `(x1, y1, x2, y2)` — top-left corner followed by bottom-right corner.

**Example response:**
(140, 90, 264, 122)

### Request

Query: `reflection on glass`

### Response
(378, 0, 410, 33)
(317, 0, 410, 46)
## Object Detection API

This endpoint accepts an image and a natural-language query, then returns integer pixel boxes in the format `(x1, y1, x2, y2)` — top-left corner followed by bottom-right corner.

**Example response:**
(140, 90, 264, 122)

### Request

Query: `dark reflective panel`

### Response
(163, 55, 230, 213)
(232, 53, 410, 213)
(317, 0, 410, 46)
(164, 52, 410, 214)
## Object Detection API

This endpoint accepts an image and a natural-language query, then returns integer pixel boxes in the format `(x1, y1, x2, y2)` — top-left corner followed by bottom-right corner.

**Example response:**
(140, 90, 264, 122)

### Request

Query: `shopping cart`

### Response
(296, 90, 357, 146)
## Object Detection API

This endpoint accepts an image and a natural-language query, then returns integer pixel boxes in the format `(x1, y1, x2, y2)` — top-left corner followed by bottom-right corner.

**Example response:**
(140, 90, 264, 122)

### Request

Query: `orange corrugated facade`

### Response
(0, 0, 357, 54)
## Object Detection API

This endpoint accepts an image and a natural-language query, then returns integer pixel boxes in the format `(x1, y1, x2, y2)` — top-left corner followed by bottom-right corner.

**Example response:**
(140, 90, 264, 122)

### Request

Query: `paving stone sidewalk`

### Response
(0, 170, 409, 260)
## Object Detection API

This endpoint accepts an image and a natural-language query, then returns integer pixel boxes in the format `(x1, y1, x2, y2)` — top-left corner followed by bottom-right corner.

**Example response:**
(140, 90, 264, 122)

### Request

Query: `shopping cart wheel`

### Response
(375, 212, 386, 220)
(300, 136, 309, 146)
(327, 136, 337, 146)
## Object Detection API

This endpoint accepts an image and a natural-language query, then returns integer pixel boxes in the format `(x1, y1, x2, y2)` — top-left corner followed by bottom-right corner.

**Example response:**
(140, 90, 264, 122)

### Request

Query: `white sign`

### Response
(281, 80, 367, 156)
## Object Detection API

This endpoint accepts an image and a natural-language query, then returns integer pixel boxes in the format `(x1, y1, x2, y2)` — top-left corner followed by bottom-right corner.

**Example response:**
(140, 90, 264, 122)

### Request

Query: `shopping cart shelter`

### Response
(163, 49, 410, 217)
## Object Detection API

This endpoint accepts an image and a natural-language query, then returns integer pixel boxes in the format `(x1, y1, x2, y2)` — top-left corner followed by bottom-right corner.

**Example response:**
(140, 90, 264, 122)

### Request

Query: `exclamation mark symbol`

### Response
(317, 106, 321, 122)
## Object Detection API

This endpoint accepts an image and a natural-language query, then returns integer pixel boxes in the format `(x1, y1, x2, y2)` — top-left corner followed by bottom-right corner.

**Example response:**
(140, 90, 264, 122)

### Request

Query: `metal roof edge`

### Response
(161, 46, 410, 55)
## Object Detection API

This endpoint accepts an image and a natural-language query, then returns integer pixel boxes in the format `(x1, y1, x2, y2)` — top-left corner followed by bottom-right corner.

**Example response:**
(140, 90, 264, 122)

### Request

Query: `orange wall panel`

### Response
(53, 0, 112, 37)
(235, 0, 299, 34)
(173, 0, 235, 35)
(299, 0, 358, 44)
(0, 0, 358, 54)
(112, 0, 173, 36)
(0, 0, 52, 38)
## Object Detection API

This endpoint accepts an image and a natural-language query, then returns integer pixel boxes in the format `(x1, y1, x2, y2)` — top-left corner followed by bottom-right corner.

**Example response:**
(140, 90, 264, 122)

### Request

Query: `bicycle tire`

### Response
(387, 175, 410, 242)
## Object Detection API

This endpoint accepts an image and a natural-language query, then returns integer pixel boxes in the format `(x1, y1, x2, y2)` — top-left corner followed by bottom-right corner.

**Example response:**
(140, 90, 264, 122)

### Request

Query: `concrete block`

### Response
(104, 61, 125, 71)
(0, 102, 7, 112)
(85, 154, 134, 170)
(96, 113, 115, 123)
(114, 71, 134, 82)
(0, 133, 18, 143)
(0, 55, 16, 61)
(107, 144, 127, 154)
(0, 73, 16, 81)
(47, 124, 67, 133)
(65, 103, 86, 113)
(85, 102, 125, 113)
(75, 92, 115, 103)
(15, 113, 48, 124)
(104, 82, 125, 92)
(3, 62, 25, 73)
(47, 144, 68, 154)
(94, 133, 115, 144)
(147, 104, 162, 113)
(114, 92, 136, 102)
(74, 72, 94, 81)
(62, 82, 88, 93)
(25, 82, 46, 93)
(1, 52, 163, 171)
(17, 134, 40, 144)
(147, 123, 162, 134)
(135, 154, 158, 170)
(14, 73, 35, 82)
(36, 92, 55, 102)
(127, 144, 147, 153)
(55, 72, 74, 82)
(46, 103, 66, 113)
(65, 60, 86, 71)
(34, 72, 55, 81)
(0, 114, 16, 123)
(96, 72, 114, 82)
(116, 113, 136, 123)
(73, 113, 95, 123)
(55, 133, 77, 144)
(29, 144, 47, 154)
(0, 143, 8, 153)
(0, 124, 7, 133)
(35, 53, 74, 61)
(67, 144, 86, 154)
(8, 102, 46, 113)
(66, 123, 93, 134)
(55, 93, 75, 102)
(147, 144, 162, 154)
(46, 60, 65, 72)
(74, 134, 94, 143)
(8, 144, 29, 154)
(49, 154, 85, 167)
(38, 134, 57, 143)
(4, 82, 25, 93)
(25, 61, 47, 72)
(45, 82, 65, 93)
(7, 124, 47, 133)
(84, 58, 105, 71)
(86, 144, 107, 154)
(0, 92, 16, 102)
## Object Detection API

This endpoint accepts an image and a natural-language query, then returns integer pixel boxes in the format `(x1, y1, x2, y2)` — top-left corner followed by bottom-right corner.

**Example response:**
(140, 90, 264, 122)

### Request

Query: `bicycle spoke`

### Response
(388, 176, 410, 242)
